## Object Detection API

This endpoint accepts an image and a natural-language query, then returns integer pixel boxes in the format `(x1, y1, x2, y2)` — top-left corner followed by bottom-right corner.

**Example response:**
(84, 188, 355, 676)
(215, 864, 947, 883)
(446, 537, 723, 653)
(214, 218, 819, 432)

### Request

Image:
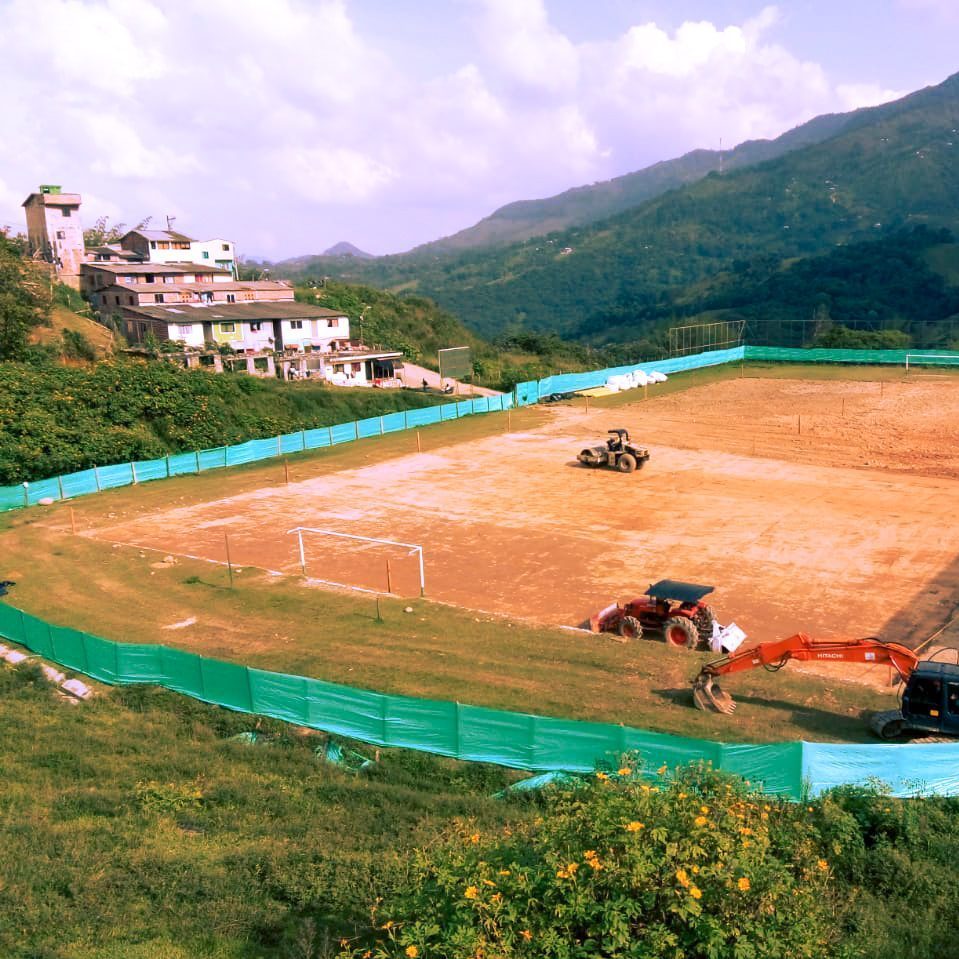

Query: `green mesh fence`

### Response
(0, 394, 515, 514)
(5, 601, 959, 799)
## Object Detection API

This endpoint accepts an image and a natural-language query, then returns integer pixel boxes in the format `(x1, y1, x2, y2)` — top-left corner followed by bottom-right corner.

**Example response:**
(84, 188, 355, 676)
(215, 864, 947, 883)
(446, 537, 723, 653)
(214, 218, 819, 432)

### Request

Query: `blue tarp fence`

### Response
(2, 599, 959, 798)
(0, 393, 515, 514)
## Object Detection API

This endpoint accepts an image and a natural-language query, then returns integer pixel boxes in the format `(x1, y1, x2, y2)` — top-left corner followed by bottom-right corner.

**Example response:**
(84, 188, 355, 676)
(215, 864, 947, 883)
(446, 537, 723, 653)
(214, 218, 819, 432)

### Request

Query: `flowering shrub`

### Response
(342, 763, 841, 959)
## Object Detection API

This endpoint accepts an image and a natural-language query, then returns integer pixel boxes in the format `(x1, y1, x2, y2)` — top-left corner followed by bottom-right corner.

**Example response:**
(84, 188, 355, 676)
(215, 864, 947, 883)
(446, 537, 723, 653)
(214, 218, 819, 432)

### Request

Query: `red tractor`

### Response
(588, 580, 716, 649)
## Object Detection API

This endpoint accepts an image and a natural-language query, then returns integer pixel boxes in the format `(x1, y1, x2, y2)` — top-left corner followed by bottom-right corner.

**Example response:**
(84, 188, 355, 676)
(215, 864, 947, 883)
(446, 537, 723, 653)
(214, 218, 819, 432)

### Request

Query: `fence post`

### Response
(354, 421, 359, 440)
(57, 475, 66, 500)
(277, 435, 282, 457)
(328, 426, 334, 446)
(165, 455, 171, 478)
(195, 450, 201, 473)
(300, 429, 307, 451)
(131, 462, 138, 485)
(93, 466, 102, 492)
(380, 416, 385, 435)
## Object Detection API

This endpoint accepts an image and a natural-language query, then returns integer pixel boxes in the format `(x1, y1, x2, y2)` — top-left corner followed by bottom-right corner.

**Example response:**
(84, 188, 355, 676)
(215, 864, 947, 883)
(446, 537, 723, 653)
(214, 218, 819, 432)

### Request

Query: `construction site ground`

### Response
(3, 364, 958, 742)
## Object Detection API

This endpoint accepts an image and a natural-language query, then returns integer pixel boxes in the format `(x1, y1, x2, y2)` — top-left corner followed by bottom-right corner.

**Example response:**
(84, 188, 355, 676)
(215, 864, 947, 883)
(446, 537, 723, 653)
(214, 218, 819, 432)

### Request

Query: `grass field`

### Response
(6, 362, 959, 748)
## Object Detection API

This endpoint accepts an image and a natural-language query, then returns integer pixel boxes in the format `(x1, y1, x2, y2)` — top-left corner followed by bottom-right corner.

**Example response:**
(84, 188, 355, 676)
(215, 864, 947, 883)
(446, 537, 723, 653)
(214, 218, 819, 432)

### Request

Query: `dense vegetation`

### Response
(0, 231, 53, 361)
(0, 362, 446, 484)
(275, 71, 959, 345)
(4, 668, 959, 959)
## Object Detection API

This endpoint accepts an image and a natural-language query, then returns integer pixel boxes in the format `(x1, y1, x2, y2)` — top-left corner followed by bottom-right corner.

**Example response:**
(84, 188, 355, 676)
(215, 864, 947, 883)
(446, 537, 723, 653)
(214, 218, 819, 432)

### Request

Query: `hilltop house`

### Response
(122, 301, 402, 385)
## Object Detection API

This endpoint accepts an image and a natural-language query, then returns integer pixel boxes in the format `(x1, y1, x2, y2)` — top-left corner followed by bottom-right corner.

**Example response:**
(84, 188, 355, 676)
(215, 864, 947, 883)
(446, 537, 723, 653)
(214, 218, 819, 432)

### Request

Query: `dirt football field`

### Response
(90, 375, 959, 648)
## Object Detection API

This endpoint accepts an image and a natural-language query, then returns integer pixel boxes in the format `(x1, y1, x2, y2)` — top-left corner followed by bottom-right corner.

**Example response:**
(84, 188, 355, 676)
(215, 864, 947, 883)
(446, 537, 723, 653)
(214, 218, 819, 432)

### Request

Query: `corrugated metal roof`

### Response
(126, 302, 350, 321)
(123, 229, 195, 243)
(107, 281, 292, 293)
(83, 262, 230, 275)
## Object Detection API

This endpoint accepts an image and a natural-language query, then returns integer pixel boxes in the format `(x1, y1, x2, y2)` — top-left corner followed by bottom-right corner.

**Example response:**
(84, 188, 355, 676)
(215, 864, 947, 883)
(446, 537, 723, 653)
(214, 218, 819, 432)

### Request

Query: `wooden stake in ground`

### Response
(224, 533, 235, 588)
(284, 459, 290, 485)
(798, 414, 802, 435)
(386, 560, 393, 594)
(585, 395, 590, 414)
(841, 397, 845, 417)
(416, 431, 422, 453)
(70, 507, 77, 535)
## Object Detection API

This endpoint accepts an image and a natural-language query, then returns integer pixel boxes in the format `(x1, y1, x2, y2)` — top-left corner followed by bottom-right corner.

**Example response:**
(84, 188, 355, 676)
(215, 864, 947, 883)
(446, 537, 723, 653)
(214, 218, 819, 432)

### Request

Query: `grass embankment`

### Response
(0, 360, 451, 484)
(0, 669, 518, 959)
(3, 671, 959, 959)
(0, 403, 894, 745)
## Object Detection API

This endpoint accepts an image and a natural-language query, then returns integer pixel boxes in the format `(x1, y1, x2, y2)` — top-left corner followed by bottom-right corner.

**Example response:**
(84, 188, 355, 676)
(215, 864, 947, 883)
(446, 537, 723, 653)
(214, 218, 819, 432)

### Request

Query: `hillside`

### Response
(407, 109, 857, 255)
(279, 70, 959, 343)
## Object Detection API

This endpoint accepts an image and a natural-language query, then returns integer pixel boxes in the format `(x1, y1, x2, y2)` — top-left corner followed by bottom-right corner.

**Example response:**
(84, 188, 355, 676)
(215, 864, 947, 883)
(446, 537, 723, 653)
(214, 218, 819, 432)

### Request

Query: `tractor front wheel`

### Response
(618, 616, 643, 641)
(617, 453, 637, 473)
(664, 617, 697, 649)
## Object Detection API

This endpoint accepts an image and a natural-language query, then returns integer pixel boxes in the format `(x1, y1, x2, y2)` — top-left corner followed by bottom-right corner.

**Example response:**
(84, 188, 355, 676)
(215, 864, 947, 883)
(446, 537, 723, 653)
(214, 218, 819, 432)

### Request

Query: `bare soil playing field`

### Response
(89, 376, 959, 649)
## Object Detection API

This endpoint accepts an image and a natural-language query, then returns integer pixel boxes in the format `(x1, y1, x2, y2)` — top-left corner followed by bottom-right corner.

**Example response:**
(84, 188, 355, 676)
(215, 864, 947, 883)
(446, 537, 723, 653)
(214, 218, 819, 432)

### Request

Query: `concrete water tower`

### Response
(22, 185, 84, 289)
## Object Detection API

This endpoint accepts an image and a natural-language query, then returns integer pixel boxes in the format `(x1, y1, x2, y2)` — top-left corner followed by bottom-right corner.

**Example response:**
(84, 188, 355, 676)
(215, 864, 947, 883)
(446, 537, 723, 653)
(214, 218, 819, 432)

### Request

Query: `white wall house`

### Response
(277, 312, 350, 351)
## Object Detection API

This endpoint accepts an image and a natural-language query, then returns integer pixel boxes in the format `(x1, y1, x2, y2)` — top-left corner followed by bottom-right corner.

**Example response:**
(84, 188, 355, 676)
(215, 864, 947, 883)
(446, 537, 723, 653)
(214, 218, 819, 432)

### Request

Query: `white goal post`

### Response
(288, 526, 425, 596)
(904, 353, 959, 372)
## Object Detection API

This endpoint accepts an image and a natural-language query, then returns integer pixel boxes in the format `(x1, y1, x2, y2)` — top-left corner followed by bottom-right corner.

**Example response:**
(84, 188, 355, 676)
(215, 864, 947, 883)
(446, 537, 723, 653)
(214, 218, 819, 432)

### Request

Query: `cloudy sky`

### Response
(0, 0, 955, 258)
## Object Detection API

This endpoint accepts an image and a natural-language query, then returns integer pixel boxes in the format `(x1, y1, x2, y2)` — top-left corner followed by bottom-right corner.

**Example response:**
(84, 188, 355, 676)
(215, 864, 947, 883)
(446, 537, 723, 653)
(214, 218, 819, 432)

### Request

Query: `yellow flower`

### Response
(740, 827, 753, 835)
(595, 771, 609, 781)
(700, 805, 709, 815)
(482, 879, 496, 887)
(567, 862, 579, 874)
(491, 892, 503, 903)
(691, 865, 700, 874)
(339, 940, 350, 948)
(676, 868, 690, 887)
(694, 816, 708, 827)
(469, 833, 481, 844)
(689, 885, 702, 900)
(817, 859, 829, 872)
(406, 948, 419, 958)
(465, 886, 479, 899)
(657, 763, 668, 775)
(556, 868, 569, 879)
(738, 877, 751, 892)
(521, 930, 533, 942)
(678, 792, 688, 799)
(587, 857, 602, 871)
(625, 821, 645, 832)
(584, 850, 596, 858)
(498, 869, 511, 876)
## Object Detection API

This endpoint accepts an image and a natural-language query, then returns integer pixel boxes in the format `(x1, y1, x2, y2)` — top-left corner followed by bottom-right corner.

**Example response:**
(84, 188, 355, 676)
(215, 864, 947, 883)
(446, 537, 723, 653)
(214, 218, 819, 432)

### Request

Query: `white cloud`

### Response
(0, 0, 914, 254)
(476, 0, 580, 94)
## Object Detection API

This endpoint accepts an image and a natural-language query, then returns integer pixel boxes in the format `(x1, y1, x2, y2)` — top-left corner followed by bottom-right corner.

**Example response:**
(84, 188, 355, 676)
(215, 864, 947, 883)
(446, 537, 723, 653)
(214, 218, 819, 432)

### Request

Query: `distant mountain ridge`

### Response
(276, 69, 959, 343)
(321, 241, 374, 259)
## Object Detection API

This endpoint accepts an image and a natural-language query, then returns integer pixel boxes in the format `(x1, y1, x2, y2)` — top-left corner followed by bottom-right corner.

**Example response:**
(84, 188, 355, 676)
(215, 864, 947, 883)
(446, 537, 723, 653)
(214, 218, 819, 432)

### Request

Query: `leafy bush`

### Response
(344, 763, 840, 959)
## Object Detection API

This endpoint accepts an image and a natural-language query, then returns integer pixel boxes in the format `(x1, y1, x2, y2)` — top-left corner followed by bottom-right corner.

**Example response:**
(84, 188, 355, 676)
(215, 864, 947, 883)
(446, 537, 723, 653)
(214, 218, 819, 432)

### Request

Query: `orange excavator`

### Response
(692, 633, 959, 741)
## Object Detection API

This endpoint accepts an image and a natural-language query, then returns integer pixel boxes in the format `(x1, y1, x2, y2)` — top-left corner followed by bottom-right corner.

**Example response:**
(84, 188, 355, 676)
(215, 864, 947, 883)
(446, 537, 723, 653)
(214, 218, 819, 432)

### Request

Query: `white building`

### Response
(119, 229, 237, 277)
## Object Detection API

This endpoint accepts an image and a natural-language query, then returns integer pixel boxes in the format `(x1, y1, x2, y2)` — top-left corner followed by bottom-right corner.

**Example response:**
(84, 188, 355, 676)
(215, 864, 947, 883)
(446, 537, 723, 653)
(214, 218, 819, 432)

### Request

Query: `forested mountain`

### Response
(277, 70, 959, 345)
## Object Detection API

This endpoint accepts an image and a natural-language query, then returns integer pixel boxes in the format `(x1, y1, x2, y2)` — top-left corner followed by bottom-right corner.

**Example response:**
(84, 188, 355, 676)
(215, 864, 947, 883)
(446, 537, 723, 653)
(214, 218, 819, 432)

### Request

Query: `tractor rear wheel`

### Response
(618, 616, 642, 641)
(693, 606, 715, 643)
(664, 617, 697, 649)
(617, 453, 637, 473)
(869, 709, 906, 740)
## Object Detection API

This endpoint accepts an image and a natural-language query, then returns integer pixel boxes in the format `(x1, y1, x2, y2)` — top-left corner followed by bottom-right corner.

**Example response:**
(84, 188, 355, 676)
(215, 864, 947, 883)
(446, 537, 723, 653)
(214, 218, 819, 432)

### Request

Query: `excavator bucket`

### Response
(692, 672, 737, 714)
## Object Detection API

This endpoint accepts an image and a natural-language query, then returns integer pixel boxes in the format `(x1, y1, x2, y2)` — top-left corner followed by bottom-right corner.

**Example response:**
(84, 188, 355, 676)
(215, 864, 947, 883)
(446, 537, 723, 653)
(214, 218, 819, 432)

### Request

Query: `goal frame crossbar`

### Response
(287, 526, 425, 596)
(904, 353, 959, 372)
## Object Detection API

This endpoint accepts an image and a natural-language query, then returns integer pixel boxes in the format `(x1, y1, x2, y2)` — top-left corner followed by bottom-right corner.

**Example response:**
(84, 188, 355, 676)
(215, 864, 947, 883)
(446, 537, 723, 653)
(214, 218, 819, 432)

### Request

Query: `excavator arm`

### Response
(692, 633, 920, 714)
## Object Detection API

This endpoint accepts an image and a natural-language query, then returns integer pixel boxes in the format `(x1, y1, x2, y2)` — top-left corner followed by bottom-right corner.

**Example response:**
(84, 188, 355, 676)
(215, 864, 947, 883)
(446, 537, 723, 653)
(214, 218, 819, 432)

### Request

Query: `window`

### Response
(178, 324, 193, 337)
(62, 208, 71, 217)
(154, 294, 165, 304)
(202, 251, 209, 259)
(164, 276, 176, 284)
(250, 322, 262, 332)
(145, 274, 155, 284)
(222, 243, 230, 252)
(226, 294, 236, 303)
(150, 241, 157, 249)
(219, 323, 236, 333)
(128, 296, 135, 305)
(948, 684, 959, 716)
(328, 317, 339, 328)
(290, 320, 303, 330)
(56, 230, 65, 240)
(242, 292, 254, 300)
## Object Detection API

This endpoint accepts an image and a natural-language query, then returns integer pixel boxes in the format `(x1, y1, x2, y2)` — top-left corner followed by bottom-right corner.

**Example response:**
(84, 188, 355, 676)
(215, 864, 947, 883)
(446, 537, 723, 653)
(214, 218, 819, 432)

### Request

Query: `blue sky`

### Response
(0, 0, 955, 258)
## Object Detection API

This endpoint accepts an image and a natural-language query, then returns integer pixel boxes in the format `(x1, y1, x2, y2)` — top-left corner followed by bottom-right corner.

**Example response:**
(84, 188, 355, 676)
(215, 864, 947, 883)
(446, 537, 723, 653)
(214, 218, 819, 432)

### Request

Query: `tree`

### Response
(83, 215, 152, 248)
(0, 234, 53, 360)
